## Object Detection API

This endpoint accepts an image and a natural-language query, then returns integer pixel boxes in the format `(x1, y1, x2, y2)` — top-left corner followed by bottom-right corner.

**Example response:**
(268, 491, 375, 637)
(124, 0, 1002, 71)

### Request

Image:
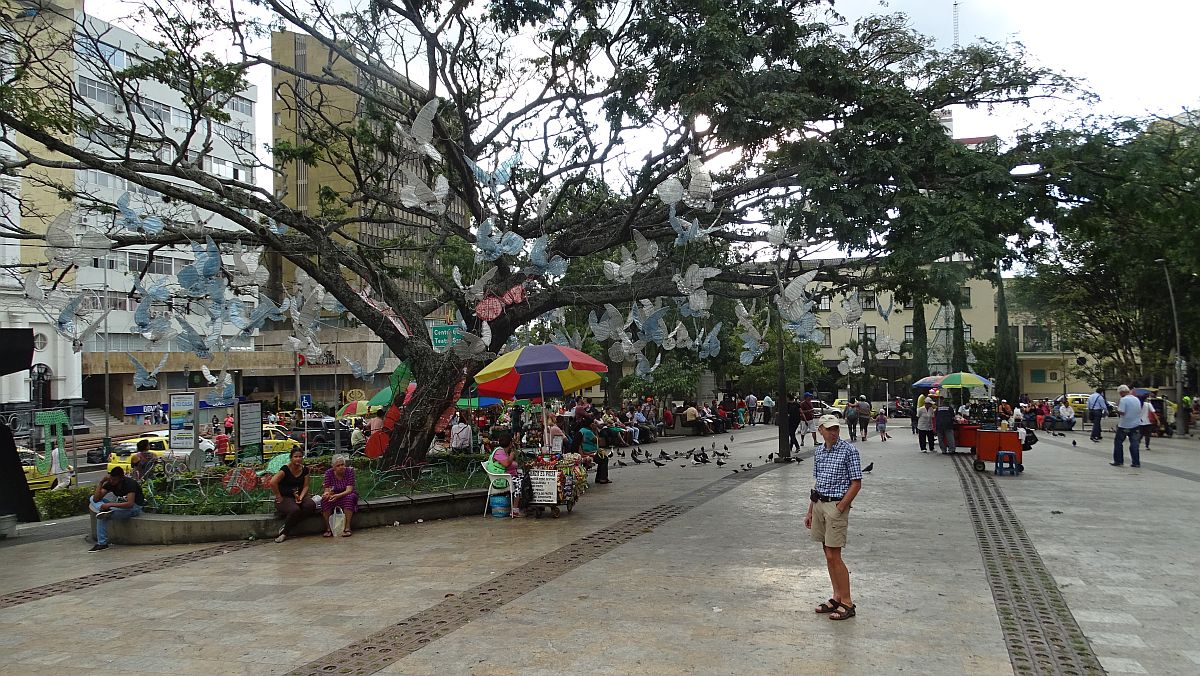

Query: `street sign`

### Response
(299, 394, 313, 410)
(168, 392, 198, 453)
(430, 324, 464, 350)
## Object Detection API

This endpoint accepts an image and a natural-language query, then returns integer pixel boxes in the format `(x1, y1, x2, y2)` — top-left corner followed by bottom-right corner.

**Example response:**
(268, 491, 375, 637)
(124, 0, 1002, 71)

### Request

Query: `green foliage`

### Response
(992, 273, 1021, 402)
(736, 336, 826, 398)
(34, 487, 93, 520)
(951, 305, 968, 373)
(909, 301, 929, 381)
(620, 352, 701, 402)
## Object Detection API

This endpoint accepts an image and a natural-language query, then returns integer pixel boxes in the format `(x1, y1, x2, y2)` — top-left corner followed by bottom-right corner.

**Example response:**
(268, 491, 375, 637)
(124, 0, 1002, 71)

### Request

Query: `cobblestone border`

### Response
(952, 455, 1105, 676)
(286, 458, 796, 676)
(0, 540, 261, 609)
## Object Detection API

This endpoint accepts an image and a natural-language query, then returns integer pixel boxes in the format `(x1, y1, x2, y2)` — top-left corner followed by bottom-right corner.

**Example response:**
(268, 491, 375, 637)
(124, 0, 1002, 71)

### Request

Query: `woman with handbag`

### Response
(321, 454, 358, 537)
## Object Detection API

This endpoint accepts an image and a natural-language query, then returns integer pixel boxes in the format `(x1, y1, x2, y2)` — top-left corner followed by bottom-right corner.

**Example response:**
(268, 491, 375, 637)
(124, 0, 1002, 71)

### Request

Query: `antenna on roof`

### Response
(953, 1, 961, 49)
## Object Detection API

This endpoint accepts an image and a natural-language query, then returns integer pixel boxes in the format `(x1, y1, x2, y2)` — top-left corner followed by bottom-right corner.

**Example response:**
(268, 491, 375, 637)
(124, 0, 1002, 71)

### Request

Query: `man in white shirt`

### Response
(745, 393, 758, 425)
(762, 395, 775, 425)
(1057, 401, 1075, 430)
(1112, 385, 1141, 468)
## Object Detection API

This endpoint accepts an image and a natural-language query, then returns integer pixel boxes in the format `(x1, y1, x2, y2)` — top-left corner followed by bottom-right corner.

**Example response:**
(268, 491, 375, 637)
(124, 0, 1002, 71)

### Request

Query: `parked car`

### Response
(814, 401, 841, 417)
(219, 427, 301, 463)
(19, 448, 77, 491)
(1063, 394, 1117, 417)
(105, 436, 171, 474)
(886, 399, 914, 418)
(289, 417, 351, 446)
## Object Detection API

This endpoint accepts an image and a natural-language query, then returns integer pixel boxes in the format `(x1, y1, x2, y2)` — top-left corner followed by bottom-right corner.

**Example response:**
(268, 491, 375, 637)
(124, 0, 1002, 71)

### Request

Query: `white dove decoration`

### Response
(129, 353, 170, 389)
(452, 265, 497, 302)
(683, 154, 714, 211)
(474, 217, 525, 262)
(346, 351, 389, 381)
(465, 154, 521, 202)
(397, 98, 442, 163)
(524, 235, 569, 277)
(399, 168, 449, 215)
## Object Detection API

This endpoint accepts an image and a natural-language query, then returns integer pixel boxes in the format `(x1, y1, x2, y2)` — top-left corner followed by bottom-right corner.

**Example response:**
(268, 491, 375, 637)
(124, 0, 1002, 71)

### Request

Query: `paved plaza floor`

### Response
(2, 422, 1198, 675)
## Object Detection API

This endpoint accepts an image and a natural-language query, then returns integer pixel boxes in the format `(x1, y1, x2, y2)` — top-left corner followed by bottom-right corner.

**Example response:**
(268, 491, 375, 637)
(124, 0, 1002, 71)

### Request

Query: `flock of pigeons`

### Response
(606, 435, 875, 477)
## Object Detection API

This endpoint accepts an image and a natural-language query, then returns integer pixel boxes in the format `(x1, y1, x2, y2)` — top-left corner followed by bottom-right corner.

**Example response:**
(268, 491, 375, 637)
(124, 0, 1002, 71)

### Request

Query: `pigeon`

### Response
(746, 463, 753, 470)
(732, 469, 739, 473)
(631, 454, 644, 464)
(766, 453, 774, 462)
(618, 450, 626, 457)
(680, 464, 687, 468)
(659, 451, 671, 460)
(653, 460, 666, 467)
(617, 460, 628, 467)
(716, 460, 726, 467)
(730, 435, 735, 441)
(1072, 440, 1077, 446)
(724, 444, 729, 451)
(862, 462, 874, 473)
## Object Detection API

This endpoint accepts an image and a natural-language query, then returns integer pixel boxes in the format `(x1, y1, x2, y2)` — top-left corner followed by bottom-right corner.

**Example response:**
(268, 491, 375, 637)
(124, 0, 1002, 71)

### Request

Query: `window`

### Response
(1030, 369, 1047, 384)
(859, 325, 877, 343)
(127, 252, 174, 276)
(904, 325, 914, 343)
(232, 165, 252, 182)
(33, 334, 48, 351)
(815, 327, 832, 347)
(903, 297, 915, 309)
(226, 95, 254, 116)
(960, 286, 972, 308)
(171, 107, 191, 128)
(816, 295, 831, 311)
(81, 290, 130, 312)
(963, 324, 972, 343)
(996, 325, 1019, 343)
(90, 256, 118, 270)
(77, 76, 118, 106)
(83, 168, 125, 190)
(1023, 325, 1051, 352)
(860, 292, 876, 310)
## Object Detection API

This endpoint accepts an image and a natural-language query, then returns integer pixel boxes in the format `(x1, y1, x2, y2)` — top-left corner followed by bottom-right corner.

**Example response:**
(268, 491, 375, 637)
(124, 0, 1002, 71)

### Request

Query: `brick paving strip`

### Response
(952, 455, 1106, 676)
(286, 456, 801, 676)
(0, 540, 261, 609)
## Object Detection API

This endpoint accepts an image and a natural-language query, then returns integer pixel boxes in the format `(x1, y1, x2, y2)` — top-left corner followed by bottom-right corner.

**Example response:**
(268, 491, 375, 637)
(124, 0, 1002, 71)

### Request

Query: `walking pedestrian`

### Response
(916, 399, 935, 452)
(787, 394, 803, 451)
(762, 394, 774, 425)
(745, 393, 758, 426)
(1086, 388, 1107, 441)
(875, 409, 891, 442)
(223, 413, 234, 437)
(805, 414, 863, 621)
(1111, 385, 1141, 468)
(1138, 395, 1154, 450)
(855, 396, 871, 441)
(843, 398, 859, 442)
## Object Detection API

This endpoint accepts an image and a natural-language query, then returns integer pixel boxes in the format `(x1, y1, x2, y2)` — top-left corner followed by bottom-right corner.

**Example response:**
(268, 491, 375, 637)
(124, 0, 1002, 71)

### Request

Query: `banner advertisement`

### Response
(168, 392, 198, 451)
(237, 401, 263, 449)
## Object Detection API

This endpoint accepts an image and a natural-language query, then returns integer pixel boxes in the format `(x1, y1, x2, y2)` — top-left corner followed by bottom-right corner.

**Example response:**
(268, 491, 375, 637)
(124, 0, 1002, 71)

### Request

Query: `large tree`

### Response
(1012, 115, 1200, 387)
(0, 1, 1076, 461)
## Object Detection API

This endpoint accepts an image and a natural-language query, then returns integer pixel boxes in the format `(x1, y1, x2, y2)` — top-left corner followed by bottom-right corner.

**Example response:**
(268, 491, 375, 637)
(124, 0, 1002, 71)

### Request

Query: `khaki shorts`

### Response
(810, 500, 850, 547)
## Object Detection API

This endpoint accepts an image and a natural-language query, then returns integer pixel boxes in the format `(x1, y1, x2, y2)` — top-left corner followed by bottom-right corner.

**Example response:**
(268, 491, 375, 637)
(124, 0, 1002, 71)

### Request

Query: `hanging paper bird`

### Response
(683, 154, 715, 211)
(775, 269, 819, 322)
(175, 316, 213, 359)
(669, 212, 718, 247)
(524, 235, 569, 277)
(631, 303, 671, 345)
(396, 98, 442, 163)
(674, 264, 720, 314)
(129, 352, 170, 389)
(207, 371, 237, 407)
(201, 364, 219, 385)
(115, 192, 164, 234)
(739, 325, 769, 365)
(229, 294, 289, 336)
(698, 322, 723, 359)
(465, 154, 521, 201)
(877, 292, 895, 321)
(70, 309, 109, 353)
(474, 217, 525, 262)
(346, 351, 389, 381)
(399, 168, 449, 215)
(453, 321, 494, 359)
(552, 328, 585, 350)
(588, 304, 631, 343)
(23, 271, 46, 302)
(635, 350, 662, 378)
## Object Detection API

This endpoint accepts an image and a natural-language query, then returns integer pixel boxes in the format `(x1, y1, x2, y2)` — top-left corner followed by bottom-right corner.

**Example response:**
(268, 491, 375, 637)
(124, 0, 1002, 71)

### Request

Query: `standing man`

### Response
(786, 394, 803, 451)
(916, 399, 936, 452)
(1112, 384, 1141, 468)
(855, 395, 871, 441)
(762, 394, 775, 425)
(1086, 387, 1107, 442)
(805, 414, 863, 621)
(799, 392, 818, 446)
(745, 392, 758, 426)
(935, 396, 956, 454)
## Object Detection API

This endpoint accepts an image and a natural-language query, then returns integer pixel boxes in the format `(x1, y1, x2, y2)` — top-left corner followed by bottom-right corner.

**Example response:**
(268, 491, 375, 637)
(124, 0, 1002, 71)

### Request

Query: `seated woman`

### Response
(490, 433, 525, 517)
(546, 415, 566, 453)
(580, 416, 609, 484)
(601, 409, 630, 446)
(321, 454, 358, 537)
(271, 448, 316, 543)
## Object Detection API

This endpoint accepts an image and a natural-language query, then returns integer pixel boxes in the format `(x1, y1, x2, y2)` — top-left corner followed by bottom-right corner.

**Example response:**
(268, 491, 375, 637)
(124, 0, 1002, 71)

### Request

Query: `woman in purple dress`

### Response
(321, 454, 358, 536)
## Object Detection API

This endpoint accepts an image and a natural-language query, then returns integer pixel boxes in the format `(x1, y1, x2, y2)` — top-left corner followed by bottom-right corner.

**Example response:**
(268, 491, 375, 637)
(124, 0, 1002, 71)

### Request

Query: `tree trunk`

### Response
(910, 300, 929, 382)
(602, 352, 622, 408)
(992, 271, 1020, 402)
(952, 304, 968, 373)
(381, 352, 469, 466)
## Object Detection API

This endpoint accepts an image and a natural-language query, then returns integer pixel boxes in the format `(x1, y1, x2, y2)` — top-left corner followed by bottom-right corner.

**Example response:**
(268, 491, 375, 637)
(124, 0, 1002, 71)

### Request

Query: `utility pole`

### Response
(102, 256, 111, 458)
(1156, 258, 1186, 437)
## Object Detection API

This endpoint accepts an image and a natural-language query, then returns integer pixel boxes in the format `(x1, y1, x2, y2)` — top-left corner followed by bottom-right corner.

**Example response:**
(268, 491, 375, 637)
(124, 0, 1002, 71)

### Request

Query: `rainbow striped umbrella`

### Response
(474, 344, 606, 401)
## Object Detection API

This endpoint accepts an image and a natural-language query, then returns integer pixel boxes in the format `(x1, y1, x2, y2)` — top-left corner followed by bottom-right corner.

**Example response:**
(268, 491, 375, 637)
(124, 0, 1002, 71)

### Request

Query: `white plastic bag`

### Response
(328, 507, 345, 536)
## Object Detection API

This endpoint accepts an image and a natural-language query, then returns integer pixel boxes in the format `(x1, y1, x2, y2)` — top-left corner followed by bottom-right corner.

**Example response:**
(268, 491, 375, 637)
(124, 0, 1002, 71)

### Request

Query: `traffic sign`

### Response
(430, 324, 464, 350)
(299, 394, 313, 410)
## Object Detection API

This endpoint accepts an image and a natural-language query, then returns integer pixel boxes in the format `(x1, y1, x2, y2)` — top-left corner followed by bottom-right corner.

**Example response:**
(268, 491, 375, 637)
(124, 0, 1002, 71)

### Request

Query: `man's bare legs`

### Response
(823, 544, 852, 607)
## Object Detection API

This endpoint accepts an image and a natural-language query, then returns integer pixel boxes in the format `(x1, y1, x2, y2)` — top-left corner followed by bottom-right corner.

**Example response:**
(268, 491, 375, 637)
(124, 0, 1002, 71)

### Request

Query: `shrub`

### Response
(34, 487, 93, 520)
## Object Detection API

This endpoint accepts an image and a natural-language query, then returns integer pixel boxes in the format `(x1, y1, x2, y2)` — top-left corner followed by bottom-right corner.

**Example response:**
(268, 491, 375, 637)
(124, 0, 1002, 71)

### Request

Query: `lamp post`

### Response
(1155, 259, 1186, 437)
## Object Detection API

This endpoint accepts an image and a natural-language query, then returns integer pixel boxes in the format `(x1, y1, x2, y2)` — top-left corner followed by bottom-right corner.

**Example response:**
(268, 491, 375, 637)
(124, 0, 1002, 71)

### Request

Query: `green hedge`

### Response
(34, 487, 94, 520)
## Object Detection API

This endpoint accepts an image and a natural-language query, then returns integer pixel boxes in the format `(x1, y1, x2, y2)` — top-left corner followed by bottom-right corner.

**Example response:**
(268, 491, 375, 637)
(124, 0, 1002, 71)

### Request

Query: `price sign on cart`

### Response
(529, 469, 558, 504)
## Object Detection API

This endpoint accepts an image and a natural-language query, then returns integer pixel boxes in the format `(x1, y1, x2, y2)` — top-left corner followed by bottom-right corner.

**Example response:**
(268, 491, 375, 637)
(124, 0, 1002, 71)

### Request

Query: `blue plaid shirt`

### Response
(812, 438, 863, 498)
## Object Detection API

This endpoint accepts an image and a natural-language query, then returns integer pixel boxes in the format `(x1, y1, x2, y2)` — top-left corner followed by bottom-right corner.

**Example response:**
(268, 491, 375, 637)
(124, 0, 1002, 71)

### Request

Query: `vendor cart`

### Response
(522, 454, 587, 518)
(971, 429, 1024, 473)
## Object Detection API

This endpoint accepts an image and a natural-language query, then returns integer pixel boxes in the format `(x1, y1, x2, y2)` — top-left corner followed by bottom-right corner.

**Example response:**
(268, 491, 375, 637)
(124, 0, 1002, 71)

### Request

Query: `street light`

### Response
(1154, 258, 1186, 437)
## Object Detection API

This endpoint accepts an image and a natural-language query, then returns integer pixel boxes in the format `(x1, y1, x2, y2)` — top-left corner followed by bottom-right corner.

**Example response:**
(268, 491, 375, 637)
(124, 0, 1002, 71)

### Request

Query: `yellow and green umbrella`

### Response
(938, 372, 992, 389)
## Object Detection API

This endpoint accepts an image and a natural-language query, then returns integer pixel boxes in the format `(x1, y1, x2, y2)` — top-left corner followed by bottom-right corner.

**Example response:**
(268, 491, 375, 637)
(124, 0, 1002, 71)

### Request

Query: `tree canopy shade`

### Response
(0, 0, 1079, 459)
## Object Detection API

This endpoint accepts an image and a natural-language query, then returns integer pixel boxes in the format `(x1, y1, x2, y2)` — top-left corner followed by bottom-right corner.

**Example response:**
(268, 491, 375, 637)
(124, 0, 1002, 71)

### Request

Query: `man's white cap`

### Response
(817, 414, 841, 429)
(1118, 384, 1130, 394)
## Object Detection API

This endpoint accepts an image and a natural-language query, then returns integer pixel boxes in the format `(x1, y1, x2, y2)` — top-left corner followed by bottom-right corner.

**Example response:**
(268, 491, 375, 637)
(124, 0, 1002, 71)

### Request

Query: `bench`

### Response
(93, 489, 490, 545)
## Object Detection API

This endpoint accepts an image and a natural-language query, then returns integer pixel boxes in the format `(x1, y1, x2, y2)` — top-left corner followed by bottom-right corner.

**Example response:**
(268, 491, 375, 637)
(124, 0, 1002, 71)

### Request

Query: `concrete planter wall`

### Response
(94, 489, 491, 545)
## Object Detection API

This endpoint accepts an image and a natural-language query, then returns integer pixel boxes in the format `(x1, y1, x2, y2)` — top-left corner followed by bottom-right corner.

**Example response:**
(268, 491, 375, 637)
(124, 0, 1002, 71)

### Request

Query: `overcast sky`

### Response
(834, 0, 1200, 138)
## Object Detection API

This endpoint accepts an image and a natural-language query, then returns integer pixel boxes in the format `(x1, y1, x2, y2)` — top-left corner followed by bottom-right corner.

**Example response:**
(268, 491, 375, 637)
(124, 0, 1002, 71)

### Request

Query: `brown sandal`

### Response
(829, 603, 856, 620)
(815, 598, 840, 614)
(322, 531, 333, 538)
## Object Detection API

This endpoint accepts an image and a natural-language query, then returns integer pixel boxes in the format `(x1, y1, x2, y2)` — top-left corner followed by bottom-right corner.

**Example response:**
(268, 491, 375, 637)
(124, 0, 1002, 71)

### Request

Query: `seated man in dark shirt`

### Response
(88, 466, 146, 552)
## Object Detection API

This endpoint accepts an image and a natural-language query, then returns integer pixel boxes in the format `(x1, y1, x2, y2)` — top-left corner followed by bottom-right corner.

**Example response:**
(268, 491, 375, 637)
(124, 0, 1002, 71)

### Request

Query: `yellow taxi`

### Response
(19, 448, 77, 491)
(220, 426, 300, 463)
(106, 436, 170, 474)
(832, 398, 878, 417)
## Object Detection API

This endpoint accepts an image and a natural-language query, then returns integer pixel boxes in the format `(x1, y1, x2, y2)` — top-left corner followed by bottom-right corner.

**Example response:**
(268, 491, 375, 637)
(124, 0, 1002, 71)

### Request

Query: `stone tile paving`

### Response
(998, 429, 1200, 676)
